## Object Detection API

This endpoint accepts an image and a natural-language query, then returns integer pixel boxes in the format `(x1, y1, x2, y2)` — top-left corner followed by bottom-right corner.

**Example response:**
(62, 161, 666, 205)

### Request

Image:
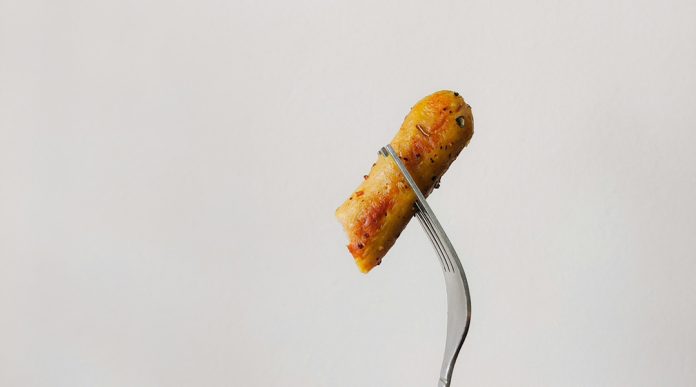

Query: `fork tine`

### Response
(378, 146, 450, 271)
(415, 212, 450, 271)
(419, 212, 456, 272)
(416, 212, 453, 272)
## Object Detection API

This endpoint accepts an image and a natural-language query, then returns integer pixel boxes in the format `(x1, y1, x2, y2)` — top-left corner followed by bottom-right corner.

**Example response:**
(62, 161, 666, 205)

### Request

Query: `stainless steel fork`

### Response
(380, 145, 472, 387)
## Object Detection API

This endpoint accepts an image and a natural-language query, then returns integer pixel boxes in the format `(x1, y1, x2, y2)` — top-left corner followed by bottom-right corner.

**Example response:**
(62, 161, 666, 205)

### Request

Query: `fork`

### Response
(380, 145, 472, 387)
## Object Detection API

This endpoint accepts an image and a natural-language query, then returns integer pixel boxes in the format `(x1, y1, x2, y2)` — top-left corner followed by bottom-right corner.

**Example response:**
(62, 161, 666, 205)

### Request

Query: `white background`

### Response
(2, 1, 695, 386)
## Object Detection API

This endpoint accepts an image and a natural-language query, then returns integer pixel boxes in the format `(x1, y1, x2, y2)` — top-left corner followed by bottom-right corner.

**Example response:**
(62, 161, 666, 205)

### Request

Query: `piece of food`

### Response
(336, 90, 474, 273)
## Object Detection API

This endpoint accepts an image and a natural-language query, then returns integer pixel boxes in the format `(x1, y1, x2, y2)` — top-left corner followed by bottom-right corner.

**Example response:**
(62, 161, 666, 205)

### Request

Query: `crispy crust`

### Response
(336, 90, 474, 273)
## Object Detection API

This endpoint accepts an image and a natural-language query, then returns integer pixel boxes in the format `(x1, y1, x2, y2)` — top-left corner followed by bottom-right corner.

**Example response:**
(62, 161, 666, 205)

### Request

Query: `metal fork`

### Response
(380, 145, 472, 387)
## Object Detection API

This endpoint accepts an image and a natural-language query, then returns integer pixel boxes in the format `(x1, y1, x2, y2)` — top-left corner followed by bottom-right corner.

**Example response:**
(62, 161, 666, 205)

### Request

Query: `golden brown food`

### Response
(336, 90, 474, 273)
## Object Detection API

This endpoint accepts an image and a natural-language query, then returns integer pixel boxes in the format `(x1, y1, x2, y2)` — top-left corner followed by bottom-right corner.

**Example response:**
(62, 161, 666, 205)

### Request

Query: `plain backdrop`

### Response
(2, 0, 696, 386)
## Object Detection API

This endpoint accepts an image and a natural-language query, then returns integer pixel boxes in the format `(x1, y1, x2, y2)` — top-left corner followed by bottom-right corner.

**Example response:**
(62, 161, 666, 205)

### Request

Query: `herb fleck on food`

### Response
(456, 116, 466, 128)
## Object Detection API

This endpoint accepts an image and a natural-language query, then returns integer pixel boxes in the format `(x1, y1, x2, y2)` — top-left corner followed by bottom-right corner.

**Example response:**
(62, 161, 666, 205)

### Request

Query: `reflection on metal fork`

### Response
(380, 145, 472, 387)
